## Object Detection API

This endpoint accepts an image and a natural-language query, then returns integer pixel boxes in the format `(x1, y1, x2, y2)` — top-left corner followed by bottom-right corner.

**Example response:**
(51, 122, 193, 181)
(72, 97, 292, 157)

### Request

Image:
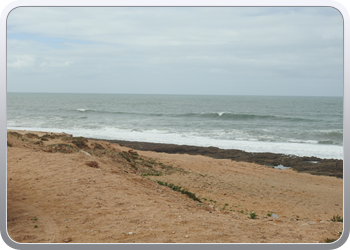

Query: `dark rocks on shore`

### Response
(95, 139, 343, 179)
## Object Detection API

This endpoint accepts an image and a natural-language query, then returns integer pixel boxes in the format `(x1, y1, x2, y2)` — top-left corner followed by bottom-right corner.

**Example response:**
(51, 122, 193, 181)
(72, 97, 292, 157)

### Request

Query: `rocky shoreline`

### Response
(97, 139, 343, 179)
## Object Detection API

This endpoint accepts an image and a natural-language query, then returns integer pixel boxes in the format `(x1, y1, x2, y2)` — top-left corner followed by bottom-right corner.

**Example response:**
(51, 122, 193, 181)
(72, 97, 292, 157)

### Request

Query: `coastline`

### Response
(97, 139, 343, 179)
(7, 130, 343, 243)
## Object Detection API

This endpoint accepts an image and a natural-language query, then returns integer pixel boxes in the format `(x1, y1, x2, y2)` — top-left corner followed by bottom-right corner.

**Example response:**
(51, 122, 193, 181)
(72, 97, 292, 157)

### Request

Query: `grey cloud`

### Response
(7, 7, 343, 96)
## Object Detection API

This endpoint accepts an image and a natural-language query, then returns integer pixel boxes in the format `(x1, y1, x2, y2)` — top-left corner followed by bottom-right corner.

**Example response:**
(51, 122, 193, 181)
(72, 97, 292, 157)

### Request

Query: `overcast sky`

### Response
(7, 7, 343, 96)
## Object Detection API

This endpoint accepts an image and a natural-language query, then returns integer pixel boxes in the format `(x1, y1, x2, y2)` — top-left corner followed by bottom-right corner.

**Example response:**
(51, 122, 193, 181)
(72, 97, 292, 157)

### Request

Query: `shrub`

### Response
(41, 134, 56, 141)
(325, 238, 337, 243)
(331, 215, 343, 222)
(249, 212, 257, 219)
(93, 143, 105, 150)
(9, 131, 22, 139)
(24, 133, 39, 139)
(72, 137, 88, 148)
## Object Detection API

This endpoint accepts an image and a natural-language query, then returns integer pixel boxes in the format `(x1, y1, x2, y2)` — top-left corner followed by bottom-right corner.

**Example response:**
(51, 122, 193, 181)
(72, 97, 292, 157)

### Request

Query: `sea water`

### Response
(7, 93, 343, 160)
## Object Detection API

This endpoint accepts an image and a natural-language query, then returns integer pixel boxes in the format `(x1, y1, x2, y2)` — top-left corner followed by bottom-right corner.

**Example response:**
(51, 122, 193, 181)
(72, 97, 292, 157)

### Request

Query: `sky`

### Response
(6, 7, 344, 96)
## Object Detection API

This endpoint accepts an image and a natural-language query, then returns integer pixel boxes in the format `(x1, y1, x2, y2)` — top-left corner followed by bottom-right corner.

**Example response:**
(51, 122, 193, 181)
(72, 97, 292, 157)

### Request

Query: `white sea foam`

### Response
(77, 109, 86, 112)
(7, 126, 343, 160)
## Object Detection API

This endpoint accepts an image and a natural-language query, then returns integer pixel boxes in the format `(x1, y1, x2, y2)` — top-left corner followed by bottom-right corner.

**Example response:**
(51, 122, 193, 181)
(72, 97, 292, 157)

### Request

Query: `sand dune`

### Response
(6, 130, 343, 243)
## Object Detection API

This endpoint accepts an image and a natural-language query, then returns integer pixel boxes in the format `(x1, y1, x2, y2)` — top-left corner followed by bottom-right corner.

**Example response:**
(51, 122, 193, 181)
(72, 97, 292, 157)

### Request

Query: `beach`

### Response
(6, 130, 343, 243)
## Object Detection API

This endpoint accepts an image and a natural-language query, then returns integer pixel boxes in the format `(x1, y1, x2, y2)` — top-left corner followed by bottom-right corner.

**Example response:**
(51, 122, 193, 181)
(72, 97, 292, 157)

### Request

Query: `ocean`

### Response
(7, 93, 343, 160)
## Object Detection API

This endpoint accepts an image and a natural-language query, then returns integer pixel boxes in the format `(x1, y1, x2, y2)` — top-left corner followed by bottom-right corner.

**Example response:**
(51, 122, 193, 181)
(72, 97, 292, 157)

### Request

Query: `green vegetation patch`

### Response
(331, 215, 343, 223)
(9, 131, 22, 139)
(141, 173, 162, 177)
(248, 212, 258, 219)
(92, 143, 105, 150)
(119, 151, 132, 162)
(157, 180, 201, 202)
(72, 137, 89, 148)
(40, 134, 57, 141)
(325, 238, 338, 243)
(46, 143, 76, 153)
(24, 133, 39, 139)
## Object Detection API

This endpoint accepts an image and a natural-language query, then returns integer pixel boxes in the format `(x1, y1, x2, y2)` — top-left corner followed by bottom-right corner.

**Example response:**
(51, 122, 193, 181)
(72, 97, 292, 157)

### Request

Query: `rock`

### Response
(80, 150, 91, 156)
(63, 237, 72, 243)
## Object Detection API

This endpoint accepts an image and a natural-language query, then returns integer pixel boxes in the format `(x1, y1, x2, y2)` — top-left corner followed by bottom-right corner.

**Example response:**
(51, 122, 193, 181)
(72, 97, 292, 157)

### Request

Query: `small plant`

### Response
(119, 152, 131, 162)
(141, 173, 162, 177)
(331, 215, 343, 222)
(325, 238, 337, 243)
(221, 203, 229, 211)
(34, 225, 38, 228)
(9, 178, 12, 180)
(249, 212, 258, 219)
(143, 163, 153, 168)
(93, 143, 105, 150)
(267, 213, 272, 217)
(72, 136, 88, 148)
(9, 131, 22, 138)
(24, 133, 39, 139)
(240, 210, 244, 214)
(7, 141, 12, 147)
(271, 186, 274, 188)
(40, 134, 56, 141)
(31, 217, 38, 221)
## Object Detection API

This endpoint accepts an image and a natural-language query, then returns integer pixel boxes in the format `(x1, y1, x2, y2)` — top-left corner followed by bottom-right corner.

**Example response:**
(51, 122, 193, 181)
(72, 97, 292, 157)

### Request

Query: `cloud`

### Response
(40, 60, 72, 68)
(6, 7, 343, 96)
(7, 55, 35, 68)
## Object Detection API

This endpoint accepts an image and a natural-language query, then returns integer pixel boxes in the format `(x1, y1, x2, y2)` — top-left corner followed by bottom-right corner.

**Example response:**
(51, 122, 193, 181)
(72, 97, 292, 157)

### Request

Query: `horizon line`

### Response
(6, 91, 343, 98)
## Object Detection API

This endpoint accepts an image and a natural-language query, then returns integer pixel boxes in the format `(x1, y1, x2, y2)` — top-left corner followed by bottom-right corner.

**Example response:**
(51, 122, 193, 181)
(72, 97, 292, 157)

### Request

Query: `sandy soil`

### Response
(6, 130, 343, 244)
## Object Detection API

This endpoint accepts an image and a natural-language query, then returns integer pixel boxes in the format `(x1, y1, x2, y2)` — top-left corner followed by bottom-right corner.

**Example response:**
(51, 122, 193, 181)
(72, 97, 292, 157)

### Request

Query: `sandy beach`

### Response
(6, 130, 343, 243)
